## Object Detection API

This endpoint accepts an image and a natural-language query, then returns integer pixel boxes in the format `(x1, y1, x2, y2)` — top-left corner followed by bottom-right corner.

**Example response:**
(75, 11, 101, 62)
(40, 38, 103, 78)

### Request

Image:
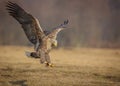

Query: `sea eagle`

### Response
(6, 1, 68, 67)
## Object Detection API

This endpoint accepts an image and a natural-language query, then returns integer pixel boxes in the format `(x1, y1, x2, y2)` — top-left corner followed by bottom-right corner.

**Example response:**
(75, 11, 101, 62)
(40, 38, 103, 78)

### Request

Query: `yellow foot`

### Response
(45, 63, 54, 67)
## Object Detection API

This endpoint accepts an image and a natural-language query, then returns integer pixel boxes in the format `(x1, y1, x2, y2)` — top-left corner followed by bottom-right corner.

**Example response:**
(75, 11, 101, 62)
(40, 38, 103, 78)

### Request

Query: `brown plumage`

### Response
(6, 1, 68, 67)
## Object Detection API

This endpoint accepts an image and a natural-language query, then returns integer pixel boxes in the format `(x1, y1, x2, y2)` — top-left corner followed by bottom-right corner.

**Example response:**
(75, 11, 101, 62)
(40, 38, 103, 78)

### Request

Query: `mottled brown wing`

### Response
(47, 20, 69, 39)
(6, 1, 44, 44)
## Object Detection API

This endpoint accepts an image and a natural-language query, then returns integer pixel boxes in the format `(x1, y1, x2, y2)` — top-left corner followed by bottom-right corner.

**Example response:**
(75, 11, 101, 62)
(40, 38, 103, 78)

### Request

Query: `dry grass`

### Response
(0, 46, 120, 86)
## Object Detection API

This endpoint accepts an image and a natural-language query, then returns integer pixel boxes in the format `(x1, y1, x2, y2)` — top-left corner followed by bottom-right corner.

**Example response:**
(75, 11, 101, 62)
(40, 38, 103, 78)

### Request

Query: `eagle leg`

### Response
(39, 50, 46, 64)
(45, 52, 54, 67)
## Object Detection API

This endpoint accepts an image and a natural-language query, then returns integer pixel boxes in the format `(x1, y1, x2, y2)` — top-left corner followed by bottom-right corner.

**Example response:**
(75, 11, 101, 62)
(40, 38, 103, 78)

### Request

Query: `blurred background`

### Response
(0, 0, 120, 48)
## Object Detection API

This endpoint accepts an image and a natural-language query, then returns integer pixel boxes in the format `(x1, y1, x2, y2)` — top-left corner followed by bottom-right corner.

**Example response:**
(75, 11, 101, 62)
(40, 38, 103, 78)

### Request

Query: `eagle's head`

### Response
(51, 39, 57, 47)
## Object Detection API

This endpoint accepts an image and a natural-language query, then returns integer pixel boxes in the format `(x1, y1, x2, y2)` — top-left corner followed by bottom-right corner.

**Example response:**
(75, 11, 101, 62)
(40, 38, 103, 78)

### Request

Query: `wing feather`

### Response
(6, 1, 44, 44)
(47, 20, 69, 39)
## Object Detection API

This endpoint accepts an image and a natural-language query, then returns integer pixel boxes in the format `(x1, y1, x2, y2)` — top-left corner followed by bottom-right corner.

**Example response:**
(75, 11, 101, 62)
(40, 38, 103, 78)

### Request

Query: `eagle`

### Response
(6, 1, 68, 67)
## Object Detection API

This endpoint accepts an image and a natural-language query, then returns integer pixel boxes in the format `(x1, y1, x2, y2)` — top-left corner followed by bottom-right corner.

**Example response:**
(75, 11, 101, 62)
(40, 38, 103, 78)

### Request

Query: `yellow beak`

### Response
(51, 40, 57, 47)
(54, 41, 57, 47)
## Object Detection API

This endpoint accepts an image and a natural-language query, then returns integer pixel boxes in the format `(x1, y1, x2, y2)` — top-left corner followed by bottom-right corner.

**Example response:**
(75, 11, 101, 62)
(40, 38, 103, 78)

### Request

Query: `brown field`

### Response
(0, 46, 120, 86)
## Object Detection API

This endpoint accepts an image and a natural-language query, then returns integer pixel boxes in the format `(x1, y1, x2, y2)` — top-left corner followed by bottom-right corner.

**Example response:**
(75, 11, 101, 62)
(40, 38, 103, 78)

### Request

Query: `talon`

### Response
(49, 64, 54, 67)
(45, 63, 54, 67)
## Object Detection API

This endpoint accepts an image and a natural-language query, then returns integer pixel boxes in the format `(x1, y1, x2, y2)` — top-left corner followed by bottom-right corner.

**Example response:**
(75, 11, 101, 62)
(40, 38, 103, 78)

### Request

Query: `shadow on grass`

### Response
(93, 73, 120, 82)
(9, 80, 27, 86)
(0, 67, 13, 71)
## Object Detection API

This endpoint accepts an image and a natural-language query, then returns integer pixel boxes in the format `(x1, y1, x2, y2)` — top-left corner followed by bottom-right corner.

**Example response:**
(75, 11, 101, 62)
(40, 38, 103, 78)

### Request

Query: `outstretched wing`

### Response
(47, 20, 69, 39)
(6, 1, 45, 44)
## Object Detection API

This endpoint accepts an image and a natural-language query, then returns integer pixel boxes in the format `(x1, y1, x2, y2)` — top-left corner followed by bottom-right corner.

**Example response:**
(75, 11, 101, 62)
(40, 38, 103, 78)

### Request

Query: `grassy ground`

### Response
(0, 46, 120, 86)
